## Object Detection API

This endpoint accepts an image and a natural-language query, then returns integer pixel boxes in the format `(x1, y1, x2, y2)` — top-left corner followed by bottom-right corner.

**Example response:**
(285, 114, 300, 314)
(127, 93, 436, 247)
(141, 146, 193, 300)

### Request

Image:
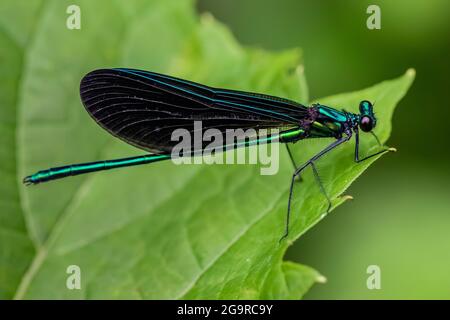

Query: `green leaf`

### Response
(0, 0, 42, 299)
(1, 0, 414, 299)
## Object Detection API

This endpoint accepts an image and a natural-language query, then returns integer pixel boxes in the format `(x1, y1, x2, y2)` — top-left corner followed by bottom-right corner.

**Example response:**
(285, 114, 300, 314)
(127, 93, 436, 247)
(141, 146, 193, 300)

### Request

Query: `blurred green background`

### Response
(198, 0, 450, 299)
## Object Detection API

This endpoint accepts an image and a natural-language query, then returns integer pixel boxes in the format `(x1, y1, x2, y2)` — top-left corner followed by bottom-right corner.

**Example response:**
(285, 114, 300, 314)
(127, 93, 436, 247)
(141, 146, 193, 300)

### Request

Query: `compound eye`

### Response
(359, 100, 373, 114)
(360, 116, 373, 132)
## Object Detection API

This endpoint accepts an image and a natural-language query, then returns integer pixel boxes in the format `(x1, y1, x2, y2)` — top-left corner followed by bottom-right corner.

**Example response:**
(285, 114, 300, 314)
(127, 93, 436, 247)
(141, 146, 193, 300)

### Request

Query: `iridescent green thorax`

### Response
(316, 105, 348, 123)
(304, 104, 351, 138)
(347, 113, 360, 127)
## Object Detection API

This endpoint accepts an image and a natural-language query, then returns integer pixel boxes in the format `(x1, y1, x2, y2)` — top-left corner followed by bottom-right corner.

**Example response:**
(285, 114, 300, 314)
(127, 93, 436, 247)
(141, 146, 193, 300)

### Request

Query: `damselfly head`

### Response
(358, 100, 376, 132)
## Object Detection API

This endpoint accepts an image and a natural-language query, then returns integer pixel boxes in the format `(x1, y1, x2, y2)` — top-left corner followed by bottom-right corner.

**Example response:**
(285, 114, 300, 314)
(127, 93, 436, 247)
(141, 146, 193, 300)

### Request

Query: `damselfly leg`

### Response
(370, 131, 382, 147)
(310, 161, 332, 213)
(280, 133, 351, 242)
(285, 144, 298, 169)
(354, 128, 394, 163)
(285, 144, 303, 181)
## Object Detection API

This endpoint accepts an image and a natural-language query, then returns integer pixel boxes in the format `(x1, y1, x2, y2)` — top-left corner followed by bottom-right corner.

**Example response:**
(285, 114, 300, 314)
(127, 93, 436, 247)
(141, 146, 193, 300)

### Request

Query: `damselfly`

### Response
(23, 68, 393, 240)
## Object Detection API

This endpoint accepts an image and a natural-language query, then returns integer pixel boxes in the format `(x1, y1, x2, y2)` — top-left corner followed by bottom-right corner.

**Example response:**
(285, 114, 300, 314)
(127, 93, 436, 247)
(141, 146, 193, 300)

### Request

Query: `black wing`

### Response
(79, 68, 307, 153)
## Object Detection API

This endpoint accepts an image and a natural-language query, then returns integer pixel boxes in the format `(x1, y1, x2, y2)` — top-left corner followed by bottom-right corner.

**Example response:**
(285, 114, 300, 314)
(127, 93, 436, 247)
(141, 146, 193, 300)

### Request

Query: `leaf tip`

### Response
(316, 274, 327, 284)
(406, 68, 416, 78)
(340, 194, 354, 201)
(388, 147, 397, 153)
